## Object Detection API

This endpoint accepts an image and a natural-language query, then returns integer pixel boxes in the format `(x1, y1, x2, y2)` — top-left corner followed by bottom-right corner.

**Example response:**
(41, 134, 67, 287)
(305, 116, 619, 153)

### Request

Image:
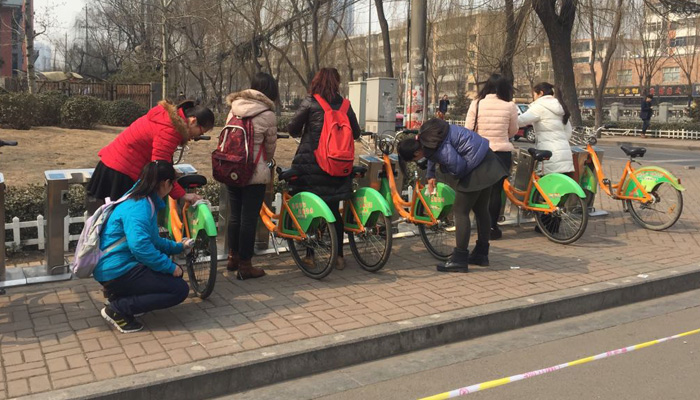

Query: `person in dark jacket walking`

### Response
(640, 94, 653, 138)
(287, 68, 362, 270)
(398, 119, 508, 272)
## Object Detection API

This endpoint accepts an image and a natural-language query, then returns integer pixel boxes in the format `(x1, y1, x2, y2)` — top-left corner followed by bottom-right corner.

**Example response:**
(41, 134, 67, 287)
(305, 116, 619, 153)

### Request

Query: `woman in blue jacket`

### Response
(95, 161, 192, 333)
(398, 119, 507, 272)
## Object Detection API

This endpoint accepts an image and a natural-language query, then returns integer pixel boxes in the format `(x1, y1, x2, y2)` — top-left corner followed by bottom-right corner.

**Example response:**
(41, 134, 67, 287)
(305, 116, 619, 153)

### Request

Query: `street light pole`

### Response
(161, 0, 174, 100)
(367, 0, 372, 79)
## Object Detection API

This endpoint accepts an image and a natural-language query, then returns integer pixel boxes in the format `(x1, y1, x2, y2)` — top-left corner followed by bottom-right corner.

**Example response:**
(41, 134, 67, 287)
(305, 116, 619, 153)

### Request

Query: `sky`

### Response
(34, 0, 85, 41)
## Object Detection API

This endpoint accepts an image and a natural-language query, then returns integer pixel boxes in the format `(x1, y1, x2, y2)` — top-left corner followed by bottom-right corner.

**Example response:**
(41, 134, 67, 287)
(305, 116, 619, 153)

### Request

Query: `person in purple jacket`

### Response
(398, 119, 507, 272)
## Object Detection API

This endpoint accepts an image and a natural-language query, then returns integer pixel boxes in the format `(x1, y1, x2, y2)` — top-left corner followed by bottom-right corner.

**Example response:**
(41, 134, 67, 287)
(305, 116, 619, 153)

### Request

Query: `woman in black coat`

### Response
(287, 68, 362, 270)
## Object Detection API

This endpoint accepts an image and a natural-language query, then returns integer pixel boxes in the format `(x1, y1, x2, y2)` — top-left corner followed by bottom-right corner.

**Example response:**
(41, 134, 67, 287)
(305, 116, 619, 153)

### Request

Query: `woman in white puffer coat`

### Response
(517, 82, 574, 175)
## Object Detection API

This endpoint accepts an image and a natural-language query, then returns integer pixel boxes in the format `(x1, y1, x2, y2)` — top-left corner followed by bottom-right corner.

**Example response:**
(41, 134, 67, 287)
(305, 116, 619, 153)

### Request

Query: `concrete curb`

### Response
(23, 263, 700, 400)
(599, 138, 700, 152)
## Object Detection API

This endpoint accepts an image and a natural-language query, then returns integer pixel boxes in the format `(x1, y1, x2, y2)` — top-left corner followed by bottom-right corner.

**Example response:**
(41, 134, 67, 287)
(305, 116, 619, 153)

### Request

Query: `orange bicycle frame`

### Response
(381, 154, 438, 225)
(259, 191, 308, 240)
(502, 170, 557, 213)
(585, 144, 653, 202)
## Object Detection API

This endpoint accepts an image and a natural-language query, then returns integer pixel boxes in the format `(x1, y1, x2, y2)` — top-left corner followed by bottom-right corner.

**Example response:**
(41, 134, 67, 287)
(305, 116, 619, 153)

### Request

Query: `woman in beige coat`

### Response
(465, 73, 518, 240)
(224, 73, 278, 279)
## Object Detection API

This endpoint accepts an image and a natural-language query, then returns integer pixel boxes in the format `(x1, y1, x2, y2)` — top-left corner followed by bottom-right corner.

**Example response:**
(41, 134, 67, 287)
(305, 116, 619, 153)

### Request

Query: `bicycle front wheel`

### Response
(186, 229, 218, 299)
(535, 193, 588, 245)
(416, 202, 455, 261)
(285, 216, 338, 279)
(626, 182, 683, 231)
(348, 212, 393, 272)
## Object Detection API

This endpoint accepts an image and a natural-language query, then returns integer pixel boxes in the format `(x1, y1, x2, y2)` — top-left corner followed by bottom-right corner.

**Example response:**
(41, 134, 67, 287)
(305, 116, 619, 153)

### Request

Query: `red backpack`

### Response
(313, 94, 355, 177)
(211, 113, 265, 187)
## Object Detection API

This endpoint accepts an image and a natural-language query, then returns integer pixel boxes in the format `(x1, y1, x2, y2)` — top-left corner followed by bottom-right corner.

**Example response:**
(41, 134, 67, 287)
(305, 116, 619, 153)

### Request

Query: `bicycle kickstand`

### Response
(270, 232, 280, 255)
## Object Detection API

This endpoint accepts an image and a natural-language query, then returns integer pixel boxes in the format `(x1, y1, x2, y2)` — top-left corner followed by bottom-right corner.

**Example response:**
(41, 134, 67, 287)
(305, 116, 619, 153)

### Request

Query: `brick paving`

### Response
(0, 158, 698, 398)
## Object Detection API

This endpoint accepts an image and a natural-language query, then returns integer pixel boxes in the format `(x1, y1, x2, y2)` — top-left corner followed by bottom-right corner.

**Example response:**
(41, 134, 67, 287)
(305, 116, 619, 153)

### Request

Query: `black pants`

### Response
(227, 184, 266, 261)
(490, 152, 512, 229)
(642, 119, 650, 135)
(325, 199, 345, 257)
(102, 265, 189, 317)
(454, 187, 492, 252)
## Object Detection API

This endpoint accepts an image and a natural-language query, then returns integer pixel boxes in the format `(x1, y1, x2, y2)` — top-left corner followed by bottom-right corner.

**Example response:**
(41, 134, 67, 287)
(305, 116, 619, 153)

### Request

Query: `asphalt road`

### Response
(513, 141, 700, 166)
(220, 289, 700, 400)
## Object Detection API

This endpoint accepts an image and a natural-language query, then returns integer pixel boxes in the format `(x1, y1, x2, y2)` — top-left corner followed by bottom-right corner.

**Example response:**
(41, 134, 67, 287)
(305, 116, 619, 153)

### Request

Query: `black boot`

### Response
(436, 248, 470, 273)
(469, 241, 490, 266)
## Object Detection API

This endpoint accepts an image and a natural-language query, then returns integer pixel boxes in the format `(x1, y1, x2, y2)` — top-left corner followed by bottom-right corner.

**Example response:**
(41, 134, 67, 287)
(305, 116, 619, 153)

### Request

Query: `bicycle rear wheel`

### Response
(185, 229, 217, 299)
(626, 182, 683, 231)
(416, 202, 455, 261)
(285, 215, 338, 279)
(348, 212, 393, 272)
(535, 193, 588, 245)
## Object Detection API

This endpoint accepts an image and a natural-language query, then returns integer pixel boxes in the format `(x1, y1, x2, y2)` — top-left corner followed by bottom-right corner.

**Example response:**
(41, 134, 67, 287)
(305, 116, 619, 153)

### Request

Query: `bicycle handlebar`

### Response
(0, 140, 18, 147)
(277, 133, 290, 139)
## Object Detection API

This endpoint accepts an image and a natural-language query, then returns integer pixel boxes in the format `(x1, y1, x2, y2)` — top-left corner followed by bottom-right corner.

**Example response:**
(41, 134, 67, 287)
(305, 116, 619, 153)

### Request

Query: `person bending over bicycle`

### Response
(397, 119, 507, 272)
(96, 161, 194, 333)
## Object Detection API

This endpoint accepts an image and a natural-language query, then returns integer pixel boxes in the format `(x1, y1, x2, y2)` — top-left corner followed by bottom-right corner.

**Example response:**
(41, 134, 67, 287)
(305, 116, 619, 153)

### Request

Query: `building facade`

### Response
(0, 0, 29, 78)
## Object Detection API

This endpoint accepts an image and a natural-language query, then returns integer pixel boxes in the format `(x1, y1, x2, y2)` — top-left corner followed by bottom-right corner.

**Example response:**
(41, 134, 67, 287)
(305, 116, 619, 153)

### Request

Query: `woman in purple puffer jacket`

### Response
(398, 119, 507, 272)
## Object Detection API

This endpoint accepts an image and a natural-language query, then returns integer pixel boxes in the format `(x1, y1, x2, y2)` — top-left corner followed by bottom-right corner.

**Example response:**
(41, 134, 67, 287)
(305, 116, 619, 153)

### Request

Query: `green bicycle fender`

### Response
(185, 203, 218, 237)
(529, 173, 587, 209)
(580, 166, 597, 194)
(345, 187, 393, 228)
(624, 166, 686, 197)
(413, 182, 456, 223)
(281, 192, 336, 235)
(379, 178, 397, 215)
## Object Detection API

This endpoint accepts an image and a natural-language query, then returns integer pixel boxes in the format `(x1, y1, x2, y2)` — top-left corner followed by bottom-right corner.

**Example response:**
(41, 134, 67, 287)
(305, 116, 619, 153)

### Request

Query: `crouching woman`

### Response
(95, 161, 192, 333)
(398, 119, 508, 272)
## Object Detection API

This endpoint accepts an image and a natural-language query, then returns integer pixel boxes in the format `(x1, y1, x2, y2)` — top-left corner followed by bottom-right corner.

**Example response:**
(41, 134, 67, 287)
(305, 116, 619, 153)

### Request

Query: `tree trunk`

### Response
(499, 0, 530, 82)
(375, 0, 393, 77)
(532, 0, 582, 127)
(22, 0, 35, 93)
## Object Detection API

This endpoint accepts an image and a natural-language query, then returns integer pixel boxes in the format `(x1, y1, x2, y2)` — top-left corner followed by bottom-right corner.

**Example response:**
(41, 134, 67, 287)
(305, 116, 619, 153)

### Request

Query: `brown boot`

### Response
(335, 256, 346, 270)
(237, 259, 266, 280)
(226, 251, 239, 272)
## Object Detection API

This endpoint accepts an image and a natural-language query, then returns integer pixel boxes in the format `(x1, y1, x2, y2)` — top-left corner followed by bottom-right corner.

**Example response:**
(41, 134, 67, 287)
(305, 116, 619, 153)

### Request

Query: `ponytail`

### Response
(130, 160, 176, 200)
(177, 100, 216, 131)
(532, 81, 570, 125)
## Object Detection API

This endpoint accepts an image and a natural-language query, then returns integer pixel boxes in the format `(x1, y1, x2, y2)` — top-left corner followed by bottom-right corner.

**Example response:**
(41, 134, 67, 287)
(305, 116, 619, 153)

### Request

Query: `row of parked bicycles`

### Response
(161, 126, 685, 300)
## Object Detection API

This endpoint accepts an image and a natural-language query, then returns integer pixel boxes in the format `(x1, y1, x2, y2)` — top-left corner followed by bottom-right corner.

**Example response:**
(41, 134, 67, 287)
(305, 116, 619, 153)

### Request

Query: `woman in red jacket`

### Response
(87, 100, 215, 203)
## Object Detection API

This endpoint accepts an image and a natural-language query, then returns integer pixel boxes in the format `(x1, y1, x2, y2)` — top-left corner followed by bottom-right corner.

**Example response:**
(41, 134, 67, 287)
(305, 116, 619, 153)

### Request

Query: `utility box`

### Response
(348, 80, 367, 130)
(365, 77, 397, 136)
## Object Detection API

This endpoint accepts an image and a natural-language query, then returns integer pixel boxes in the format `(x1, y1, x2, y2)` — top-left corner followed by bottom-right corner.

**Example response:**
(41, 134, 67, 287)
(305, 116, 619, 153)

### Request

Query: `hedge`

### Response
(0, 93, 38, 130)
(101, 99, 147, 126)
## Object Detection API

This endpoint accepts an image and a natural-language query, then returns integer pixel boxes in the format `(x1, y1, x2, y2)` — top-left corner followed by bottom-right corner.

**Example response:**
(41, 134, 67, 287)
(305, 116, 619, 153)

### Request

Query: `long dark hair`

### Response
(309, 68, 341, 103)
(177, 100, 215, 131)
(478, 73, 514, 102)
(397, 137, 422, 178)
(130, 161, 176, 200)
(532, 82, 570, 125)
(251, 72, 279, 103)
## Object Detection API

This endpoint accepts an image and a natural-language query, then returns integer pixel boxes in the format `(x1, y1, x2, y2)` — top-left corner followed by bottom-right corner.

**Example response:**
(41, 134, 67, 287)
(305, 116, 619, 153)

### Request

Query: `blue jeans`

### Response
(101, 264, 189, 316)
(642, 119, 651, 135)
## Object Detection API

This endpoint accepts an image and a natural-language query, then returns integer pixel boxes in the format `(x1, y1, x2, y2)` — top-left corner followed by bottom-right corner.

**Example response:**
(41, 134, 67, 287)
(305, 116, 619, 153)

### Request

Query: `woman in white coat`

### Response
(517, 82, 574, 175)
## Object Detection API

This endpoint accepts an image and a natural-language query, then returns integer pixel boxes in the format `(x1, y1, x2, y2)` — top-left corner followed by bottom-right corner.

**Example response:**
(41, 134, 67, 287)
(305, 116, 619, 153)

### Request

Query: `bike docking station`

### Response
(1, 169, 95, 289)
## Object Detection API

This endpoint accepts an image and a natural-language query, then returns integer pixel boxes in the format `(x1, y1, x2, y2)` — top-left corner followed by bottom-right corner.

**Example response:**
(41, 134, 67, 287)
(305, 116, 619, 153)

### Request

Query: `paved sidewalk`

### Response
(0, 159, 698, 399)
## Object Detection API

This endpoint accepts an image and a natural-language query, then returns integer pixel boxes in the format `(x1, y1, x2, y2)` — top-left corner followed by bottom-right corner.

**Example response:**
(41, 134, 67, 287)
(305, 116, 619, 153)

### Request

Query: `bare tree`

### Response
(532, 0, 582, 126)
(375, 0, 393, 77)
(582, 0, 625, 128)
(669, 18, 700, 105)
(627, 2, 667, 95)
(499, 0, 532, 82)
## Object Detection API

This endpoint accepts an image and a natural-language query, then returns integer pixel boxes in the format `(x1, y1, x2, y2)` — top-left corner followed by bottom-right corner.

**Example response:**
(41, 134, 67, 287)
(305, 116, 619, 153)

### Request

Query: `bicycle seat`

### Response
(527, 148, 552, 161)
(352, 165, 368, 177)
(276, 166, 300, 182)
(620, 145, 646, 158)
(177, 174, 207, 189)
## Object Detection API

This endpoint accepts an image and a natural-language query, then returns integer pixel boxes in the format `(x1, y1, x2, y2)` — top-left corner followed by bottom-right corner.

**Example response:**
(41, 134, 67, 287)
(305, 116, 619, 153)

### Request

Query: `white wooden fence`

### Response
(4, 193, 287, 252)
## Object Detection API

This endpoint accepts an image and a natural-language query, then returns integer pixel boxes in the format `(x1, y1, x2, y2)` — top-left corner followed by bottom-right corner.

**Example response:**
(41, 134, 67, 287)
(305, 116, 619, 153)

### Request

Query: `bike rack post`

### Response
(0, 173, 6, 282)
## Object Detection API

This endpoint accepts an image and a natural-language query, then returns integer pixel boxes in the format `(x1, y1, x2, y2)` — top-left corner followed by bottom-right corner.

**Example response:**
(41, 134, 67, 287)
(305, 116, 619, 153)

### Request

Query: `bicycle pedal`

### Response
(270, 232, 280, 255)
